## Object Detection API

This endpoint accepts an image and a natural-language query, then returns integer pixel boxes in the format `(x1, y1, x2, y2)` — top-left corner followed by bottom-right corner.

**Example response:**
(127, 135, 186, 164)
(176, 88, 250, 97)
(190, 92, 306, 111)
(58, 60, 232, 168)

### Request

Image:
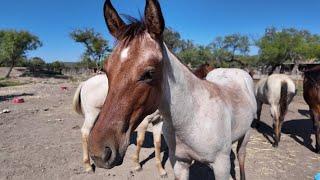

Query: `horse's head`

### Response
(202, 62, 214, 76)
(88, 0, 165, 169)
(193, 62, 214, 79)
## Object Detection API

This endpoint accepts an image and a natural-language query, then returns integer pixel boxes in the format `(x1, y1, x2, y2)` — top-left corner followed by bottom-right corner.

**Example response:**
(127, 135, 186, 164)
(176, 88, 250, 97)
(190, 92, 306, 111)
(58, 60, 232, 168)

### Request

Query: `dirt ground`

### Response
(0, 69, 319, 180)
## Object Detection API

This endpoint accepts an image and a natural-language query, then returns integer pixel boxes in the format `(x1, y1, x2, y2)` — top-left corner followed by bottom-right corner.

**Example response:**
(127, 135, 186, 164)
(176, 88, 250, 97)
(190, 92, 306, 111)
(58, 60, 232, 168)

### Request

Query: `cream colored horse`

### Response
(72, 74, 167, 177)
(255, 74, 296, 147)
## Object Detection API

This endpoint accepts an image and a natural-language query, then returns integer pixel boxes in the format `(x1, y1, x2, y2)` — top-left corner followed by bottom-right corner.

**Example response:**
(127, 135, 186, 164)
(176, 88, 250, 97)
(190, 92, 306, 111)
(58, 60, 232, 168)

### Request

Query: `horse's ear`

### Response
(104, 0, 126, 39)
(144, 0, 165, 39)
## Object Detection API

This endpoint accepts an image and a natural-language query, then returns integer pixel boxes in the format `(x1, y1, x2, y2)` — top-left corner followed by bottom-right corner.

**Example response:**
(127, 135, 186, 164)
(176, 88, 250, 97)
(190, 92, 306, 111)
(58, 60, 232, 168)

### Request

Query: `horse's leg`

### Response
(312, 109, 320, 153)
(212, 153, 231, 180)
(132, 117, 149, 171)
(161, 120, 188, 180)
(236, 130, 251, 180)
(255, 101, 263, 128)
(271, 105, 281, 147)
(152, 121, 167, 177)
(81, 112, 99, 172)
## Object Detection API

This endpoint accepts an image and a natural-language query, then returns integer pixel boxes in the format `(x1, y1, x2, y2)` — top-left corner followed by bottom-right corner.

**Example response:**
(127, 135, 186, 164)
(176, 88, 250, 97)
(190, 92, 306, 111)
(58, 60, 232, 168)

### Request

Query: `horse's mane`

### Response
(117, 15, 147, 47)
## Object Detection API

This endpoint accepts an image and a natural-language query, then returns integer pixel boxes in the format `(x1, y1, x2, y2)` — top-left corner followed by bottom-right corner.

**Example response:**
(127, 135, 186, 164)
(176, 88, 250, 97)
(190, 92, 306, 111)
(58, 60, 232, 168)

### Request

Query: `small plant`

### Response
(0, 79, 28, 87)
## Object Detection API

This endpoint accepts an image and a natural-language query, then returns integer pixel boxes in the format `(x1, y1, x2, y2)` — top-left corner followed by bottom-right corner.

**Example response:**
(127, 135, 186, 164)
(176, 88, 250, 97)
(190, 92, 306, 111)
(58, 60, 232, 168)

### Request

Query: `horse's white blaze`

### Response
(120, 47, 130, 62)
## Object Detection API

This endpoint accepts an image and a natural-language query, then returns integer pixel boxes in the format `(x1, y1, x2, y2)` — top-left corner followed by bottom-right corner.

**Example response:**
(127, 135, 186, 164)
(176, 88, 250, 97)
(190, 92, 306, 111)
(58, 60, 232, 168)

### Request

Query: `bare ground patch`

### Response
(0, 77, 319, 180)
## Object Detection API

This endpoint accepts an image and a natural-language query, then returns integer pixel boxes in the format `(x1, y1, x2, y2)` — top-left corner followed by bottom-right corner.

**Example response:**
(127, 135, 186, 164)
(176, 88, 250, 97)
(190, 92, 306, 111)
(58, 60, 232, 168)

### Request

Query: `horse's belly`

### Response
(231, 112, 254, 142)
(175, 136, 216, 163)
(173, 116, 233, 162)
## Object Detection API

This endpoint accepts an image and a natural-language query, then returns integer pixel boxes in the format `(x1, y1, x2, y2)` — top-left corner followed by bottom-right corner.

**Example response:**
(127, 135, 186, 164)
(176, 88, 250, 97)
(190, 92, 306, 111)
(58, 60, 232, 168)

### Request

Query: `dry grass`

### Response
(0, 78, 28, 87)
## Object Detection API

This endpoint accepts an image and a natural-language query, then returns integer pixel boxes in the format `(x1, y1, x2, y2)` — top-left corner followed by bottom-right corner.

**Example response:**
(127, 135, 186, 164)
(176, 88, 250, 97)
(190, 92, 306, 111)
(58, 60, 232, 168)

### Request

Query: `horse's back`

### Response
(206, 68, 251, 85)
(206, 68, 256, 104)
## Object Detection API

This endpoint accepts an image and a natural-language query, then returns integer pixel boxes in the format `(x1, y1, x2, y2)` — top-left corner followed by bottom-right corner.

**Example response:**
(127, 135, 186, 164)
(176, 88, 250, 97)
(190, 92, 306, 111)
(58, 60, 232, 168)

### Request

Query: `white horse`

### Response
(72, 74, 167, 177)
(255, 74, 296, 147)
(88, 1, 257, 180)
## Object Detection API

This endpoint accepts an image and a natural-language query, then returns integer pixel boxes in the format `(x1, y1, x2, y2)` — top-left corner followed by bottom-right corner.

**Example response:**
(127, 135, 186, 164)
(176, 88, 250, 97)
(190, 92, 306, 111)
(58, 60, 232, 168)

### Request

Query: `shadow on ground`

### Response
(298, 109, 310, 118)
(254, 116, 316, 153)
(282, 118, 316, 152)
(130, 131, 240, 180)
(130, 131, 169, 169)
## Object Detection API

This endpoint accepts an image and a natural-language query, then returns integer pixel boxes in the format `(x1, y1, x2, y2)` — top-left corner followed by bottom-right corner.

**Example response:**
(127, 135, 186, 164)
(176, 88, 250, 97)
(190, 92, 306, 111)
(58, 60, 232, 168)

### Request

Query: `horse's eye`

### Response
(139, 70, 155, 83)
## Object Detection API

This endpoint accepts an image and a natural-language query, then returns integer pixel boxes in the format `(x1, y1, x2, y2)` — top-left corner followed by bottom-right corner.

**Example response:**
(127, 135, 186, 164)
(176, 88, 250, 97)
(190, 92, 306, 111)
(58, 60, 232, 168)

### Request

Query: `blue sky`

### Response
(0, 0, 319, 62)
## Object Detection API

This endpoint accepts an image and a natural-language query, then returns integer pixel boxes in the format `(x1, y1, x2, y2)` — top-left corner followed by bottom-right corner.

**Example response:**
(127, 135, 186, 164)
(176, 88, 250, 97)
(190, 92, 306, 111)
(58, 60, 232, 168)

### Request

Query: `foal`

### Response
(301, 65, 320, 153)
(255, 74, 296, 147)
(88, 1, 256, 180)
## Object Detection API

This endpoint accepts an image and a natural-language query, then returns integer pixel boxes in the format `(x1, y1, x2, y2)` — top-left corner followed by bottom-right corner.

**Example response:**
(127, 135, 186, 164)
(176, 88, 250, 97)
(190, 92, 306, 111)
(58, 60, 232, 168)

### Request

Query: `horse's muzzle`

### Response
(91, 147, 123, 169)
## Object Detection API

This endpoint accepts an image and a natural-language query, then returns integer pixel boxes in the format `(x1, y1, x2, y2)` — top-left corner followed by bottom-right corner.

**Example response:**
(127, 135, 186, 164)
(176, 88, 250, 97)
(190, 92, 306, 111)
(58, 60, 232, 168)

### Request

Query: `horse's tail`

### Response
(72, 83, 83, 115)
(279, 81, 288, 120)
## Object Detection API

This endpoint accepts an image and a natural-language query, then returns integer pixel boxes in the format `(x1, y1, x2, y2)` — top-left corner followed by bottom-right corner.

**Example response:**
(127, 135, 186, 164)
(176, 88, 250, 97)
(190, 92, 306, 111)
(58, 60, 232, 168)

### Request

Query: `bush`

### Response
(47, 61, 65, 74)
(27, 57, 46, 72)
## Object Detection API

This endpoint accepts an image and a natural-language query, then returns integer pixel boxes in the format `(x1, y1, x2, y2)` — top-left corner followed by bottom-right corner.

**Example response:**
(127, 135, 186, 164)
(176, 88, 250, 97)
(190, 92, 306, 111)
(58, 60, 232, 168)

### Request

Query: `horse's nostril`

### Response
(103, 147, 112, 162)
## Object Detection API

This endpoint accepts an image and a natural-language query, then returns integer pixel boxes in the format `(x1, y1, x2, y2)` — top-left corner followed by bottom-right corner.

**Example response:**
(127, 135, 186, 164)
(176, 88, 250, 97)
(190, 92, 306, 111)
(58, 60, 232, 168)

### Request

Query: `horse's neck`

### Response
(163, 44, 198, 85)
(159, 44, 203, 125)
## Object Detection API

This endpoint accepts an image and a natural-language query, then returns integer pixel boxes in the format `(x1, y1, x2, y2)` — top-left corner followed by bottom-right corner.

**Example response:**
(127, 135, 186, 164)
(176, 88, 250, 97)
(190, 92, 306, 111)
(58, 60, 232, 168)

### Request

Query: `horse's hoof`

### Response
(272, 143, 278, 148)
(159, 172, 168, 178)
(85, 164, 95, 173)
(133, 165, 142, 172)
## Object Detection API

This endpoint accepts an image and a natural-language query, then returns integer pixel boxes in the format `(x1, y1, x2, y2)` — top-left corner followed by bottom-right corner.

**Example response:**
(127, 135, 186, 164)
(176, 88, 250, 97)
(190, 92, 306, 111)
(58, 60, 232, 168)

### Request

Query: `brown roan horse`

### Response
(301, 65, 320, 153)
(88, 0, 166, 169)
(87, 0, 218, 169)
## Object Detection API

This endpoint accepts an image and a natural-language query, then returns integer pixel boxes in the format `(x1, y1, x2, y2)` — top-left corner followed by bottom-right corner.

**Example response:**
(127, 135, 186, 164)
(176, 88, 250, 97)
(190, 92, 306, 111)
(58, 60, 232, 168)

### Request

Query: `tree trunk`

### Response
(5, 60, 15, 78)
